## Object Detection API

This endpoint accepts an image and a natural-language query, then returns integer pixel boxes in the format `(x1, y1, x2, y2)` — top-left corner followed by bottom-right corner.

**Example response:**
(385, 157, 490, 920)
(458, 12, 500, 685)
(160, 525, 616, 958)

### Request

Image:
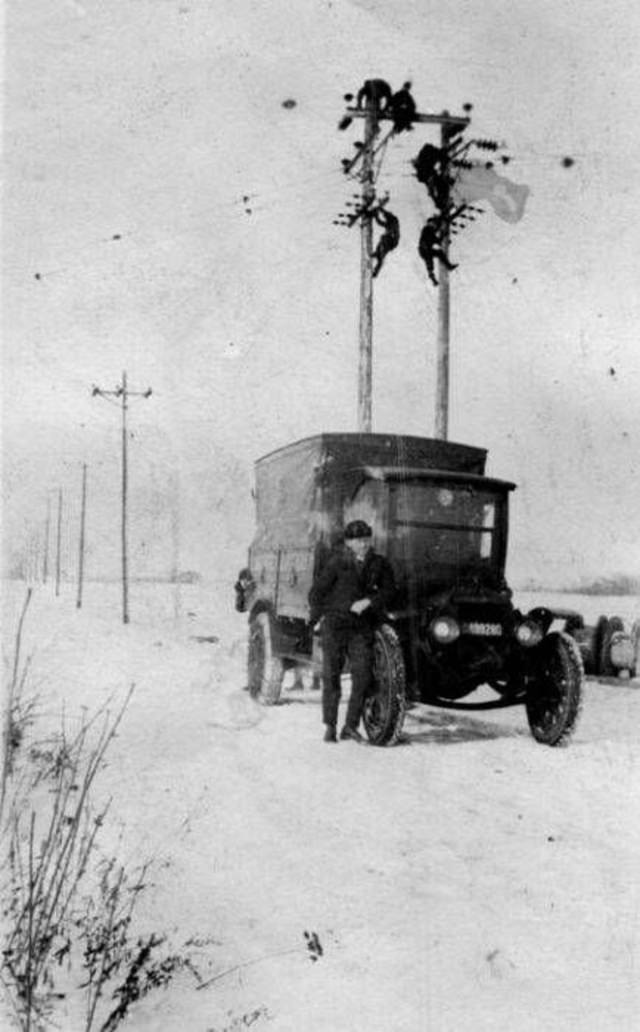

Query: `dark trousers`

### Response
(321, 617, 374, 729)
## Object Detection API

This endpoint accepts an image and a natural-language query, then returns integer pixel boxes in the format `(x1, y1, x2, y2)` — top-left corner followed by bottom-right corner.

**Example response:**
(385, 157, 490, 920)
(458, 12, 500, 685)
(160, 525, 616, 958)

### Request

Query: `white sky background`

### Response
(3, 0, 640, 587)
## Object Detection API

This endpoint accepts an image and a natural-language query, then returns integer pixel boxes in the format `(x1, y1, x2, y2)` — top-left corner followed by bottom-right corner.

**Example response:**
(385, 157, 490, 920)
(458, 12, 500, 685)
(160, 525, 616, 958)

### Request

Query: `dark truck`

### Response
(235, 432, 584, 746)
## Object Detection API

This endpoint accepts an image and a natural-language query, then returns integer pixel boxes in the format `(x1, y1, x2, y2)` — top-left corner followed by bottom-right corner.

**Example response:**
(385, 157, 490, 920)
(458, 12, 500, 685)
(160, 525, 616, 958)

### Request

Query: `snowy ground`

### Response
(2, 580, 640, 1031)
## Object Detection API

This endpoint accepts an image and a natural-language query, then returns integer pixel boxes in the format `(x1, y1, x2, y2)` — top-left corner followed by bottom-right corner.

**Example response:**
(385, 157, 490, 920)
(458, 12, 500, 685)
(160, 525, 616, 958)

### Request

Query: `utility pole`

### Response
(92, 373, 152, 625)
(76, 463, 87, 610)
(43, 494, 51, 583)
(26, 533, 38, 584)
(341, 99, 469, 438)
(358, 97, 378, 433)
(434, 120, 459, 441)
(31, 534, 41, 584)
(55, 487, 62, 597)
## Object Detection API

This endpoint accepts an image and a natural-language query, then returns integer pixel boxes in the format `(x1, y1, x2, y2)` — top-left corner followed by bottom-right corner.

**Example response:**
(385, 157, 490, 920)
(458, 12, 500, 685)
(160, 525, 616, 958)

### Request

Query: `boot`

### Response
(323, 725, 337, 743)
(339, 725, 365, 744)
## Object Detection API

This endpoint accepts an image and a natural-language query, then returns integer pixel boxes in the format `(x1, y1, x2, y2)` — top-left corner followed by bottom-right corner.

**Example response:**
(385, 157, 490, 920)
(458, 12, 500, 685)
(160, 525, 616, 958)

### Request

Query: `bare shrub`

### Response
(2, 690, 130, 1029)
(1, 593, 207, 1031)
(1, 686, 200, 1031)
(76, 856, 201, 1031)
(1, 589, 35, 817)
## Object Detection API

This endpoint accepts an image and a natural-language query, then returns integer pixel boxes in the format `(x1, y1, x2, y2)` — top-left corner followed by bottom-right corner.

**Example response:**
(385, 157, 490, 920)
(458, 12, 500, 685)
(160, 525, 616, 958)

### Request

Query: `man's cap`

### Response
(344, 519, 372, 540)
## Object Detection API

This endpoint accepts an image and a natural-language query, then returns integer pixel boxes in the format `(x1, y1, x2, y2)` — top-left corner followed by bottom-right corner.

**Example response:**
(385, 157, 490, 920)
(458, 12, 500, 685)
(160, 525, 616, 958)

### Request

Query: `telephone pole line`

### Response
(357, 97, 377, 433)
(434, 120, 461, 441)
(76, 463, 88, 610)
(341, 101, 469, 438)
(55, 487, 63, 597)
(43, 494, 51, 583)
(92, 372, 152, 625)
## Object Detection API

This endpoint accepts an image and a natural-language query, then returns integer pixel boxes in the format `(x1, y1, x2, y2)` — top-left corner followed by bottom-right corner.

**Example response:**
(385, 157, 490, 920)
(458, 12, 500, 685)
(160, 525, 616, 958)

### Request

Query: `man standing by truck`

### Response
(309, 520, 397, 743)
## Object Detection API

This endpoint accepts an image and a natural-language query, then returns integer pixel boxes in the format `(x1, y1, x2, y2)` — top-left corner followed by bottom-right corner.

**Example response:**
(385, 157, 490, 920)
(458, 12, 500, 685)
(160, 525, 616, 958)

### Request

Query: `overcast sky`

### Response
(3, 0, 640, 586)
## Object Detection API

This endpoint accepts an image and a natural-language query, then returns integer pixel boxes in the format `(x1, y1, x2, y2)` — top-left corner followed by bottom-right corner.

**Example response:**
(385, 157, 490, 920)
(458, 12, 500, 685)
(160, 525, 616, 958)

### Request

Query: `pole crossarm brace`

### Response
(92, 386, 153, 399)
(345, 107, 470, 130)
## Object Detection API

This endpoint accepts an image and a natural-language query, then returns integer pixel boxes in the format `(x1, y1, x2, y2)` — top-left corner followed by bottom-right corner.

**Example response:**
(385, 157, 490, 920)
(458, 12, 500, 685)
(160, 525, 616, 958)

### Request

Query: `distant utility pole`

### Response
(92, 372, 152, 624)
(342, 98, 469, 437)
(55, 487, 63, 597)
(26, 533, 40, 584)
(43, 494, 51, 583)
(76, 463, 87, 610)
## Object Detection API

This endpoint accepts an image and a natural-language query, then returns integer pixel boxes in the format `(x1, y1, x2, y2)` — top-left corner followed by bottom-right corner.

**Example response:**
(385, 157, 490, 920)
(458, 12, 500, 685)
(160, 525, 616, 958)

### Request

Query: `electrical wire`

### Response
(6, 117, 590, 284)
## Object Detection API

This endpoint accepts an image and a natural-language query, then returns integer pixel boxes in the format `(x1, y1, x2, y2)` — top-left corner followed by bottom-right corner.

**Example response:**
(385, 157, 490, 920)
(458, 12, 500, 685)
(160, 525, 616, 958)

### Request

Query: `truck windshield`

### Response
(389, 480, 500, 571)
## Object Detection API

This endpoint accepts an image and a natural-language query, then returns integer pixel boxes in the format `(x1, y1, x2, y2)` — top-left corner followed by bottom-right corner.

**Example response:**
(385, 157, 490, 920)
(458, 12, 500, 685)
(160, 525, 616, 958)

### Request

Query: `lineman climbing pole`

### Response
(92, 373, 152, 624)
(341, 96, 469, 438)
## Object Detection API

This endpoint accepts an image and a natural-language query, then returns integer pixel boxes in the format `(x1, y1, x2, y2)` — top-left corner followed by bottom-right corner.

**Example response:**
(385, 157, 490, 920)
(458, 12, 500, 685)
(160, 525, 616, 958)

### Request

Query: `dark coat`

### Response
(308, 545, 396, 627)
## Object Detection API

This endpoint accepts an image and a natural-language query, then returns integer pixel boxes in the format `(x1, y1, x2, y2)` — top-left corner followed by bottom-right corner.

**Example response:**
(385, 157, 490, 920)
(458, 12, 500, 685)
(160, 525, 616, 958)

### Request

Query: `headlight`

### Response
(429, 615, 460, 645)
(515, 619, 543, 647)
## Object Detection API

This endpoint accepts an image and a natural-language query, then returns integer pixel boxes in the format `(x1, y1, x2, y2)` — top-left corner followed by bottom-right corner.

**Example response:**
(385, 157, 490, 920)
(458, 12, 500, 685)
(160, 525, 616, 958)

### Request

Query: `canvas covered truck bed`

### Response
(248, 433, 487, 621)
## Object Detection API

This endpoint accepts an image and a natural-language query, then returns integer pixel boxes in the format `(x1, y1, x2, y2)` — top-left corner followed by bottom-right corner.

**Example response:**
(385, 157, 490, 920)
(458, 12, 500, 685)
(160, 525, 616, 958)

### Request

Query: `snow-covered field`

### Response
(2, 580, 639, 1031)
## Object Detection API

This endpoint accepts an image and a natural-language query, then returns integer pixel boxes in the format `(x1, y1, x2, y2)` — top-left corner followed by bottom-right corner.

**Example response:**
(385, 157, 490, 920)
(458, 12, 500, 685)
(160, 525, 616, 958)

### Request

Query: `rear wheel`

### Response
(600, 615, 624, 677)
(631, 620, 640, 678)
(525, 631, 583, 746)
(592, 615, 609, 676)
(248, 611, 284, 705)
(362, 624, 406, 746)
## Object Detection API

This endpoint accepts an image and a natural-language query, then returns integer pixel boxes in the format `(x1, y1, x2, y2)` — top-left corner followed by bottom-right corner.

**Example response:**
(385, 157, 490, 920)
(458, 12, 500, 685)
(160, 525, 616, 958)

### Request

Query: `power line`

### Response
(7, 167, 349, 281)
(8, 138, 597, 286)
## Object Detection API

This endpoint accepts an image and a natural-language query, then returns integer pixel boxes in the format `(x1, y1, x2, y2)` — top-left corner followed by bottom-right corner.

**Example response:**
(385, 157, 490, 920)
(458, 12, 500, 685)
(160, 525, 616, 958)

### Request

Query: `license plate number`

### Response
(463, 622, 502, 637)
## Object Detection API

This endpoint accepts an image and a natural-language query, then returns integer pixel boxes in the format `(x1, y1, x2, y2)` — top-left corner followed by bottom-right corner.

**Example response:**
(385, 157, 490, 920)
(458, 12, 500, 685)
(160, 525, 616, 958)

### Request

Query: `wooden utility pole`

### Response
(55, 487, 62, 597)
(342, 100, 469, 438)
(121, 373, 129, 623)
(434, 120, 456, 441)
(26, 533, 39, 584)
(43, 494, 51, 583)
(76, 463, 87, 609)
(92, 373, 152, 625)
(357, 98, 377, 433)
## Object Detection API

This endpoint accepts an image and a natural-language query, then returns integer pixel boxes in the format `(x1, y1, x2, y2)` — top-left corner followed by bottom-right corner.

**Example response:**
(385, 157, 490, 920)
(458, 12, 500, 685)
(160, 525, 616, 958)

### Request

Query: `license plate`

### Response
(463, 622, 502, 637)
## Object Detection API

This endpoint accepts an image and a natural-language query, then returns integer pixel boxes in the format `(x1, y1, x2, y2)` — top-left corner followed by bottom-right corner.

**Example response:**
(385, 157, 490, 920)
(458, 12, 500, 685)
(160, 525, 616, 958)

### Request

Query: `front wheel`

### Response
(362, 624, 407, 746)
(248, 611, 284, 705)
(525, 631, 584, 746)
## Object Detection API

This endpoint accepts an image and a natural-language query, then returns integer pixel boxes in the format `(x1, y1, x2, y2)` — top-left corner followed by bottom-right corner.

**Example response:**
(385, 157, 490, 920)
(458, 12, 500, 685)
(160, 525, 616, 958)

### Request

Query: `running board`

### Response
(423, 694, 527, 711)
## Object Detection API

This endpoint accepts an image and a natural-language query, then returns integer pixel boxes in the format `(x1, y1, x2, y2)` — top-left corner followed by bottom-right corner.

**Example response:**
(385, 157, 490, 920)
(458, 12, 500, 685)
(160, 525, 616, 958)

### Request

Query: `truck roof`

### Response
(256, 432, 487, 476)
(363, 466, 516, 492)
(251, 433, 496, 551)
